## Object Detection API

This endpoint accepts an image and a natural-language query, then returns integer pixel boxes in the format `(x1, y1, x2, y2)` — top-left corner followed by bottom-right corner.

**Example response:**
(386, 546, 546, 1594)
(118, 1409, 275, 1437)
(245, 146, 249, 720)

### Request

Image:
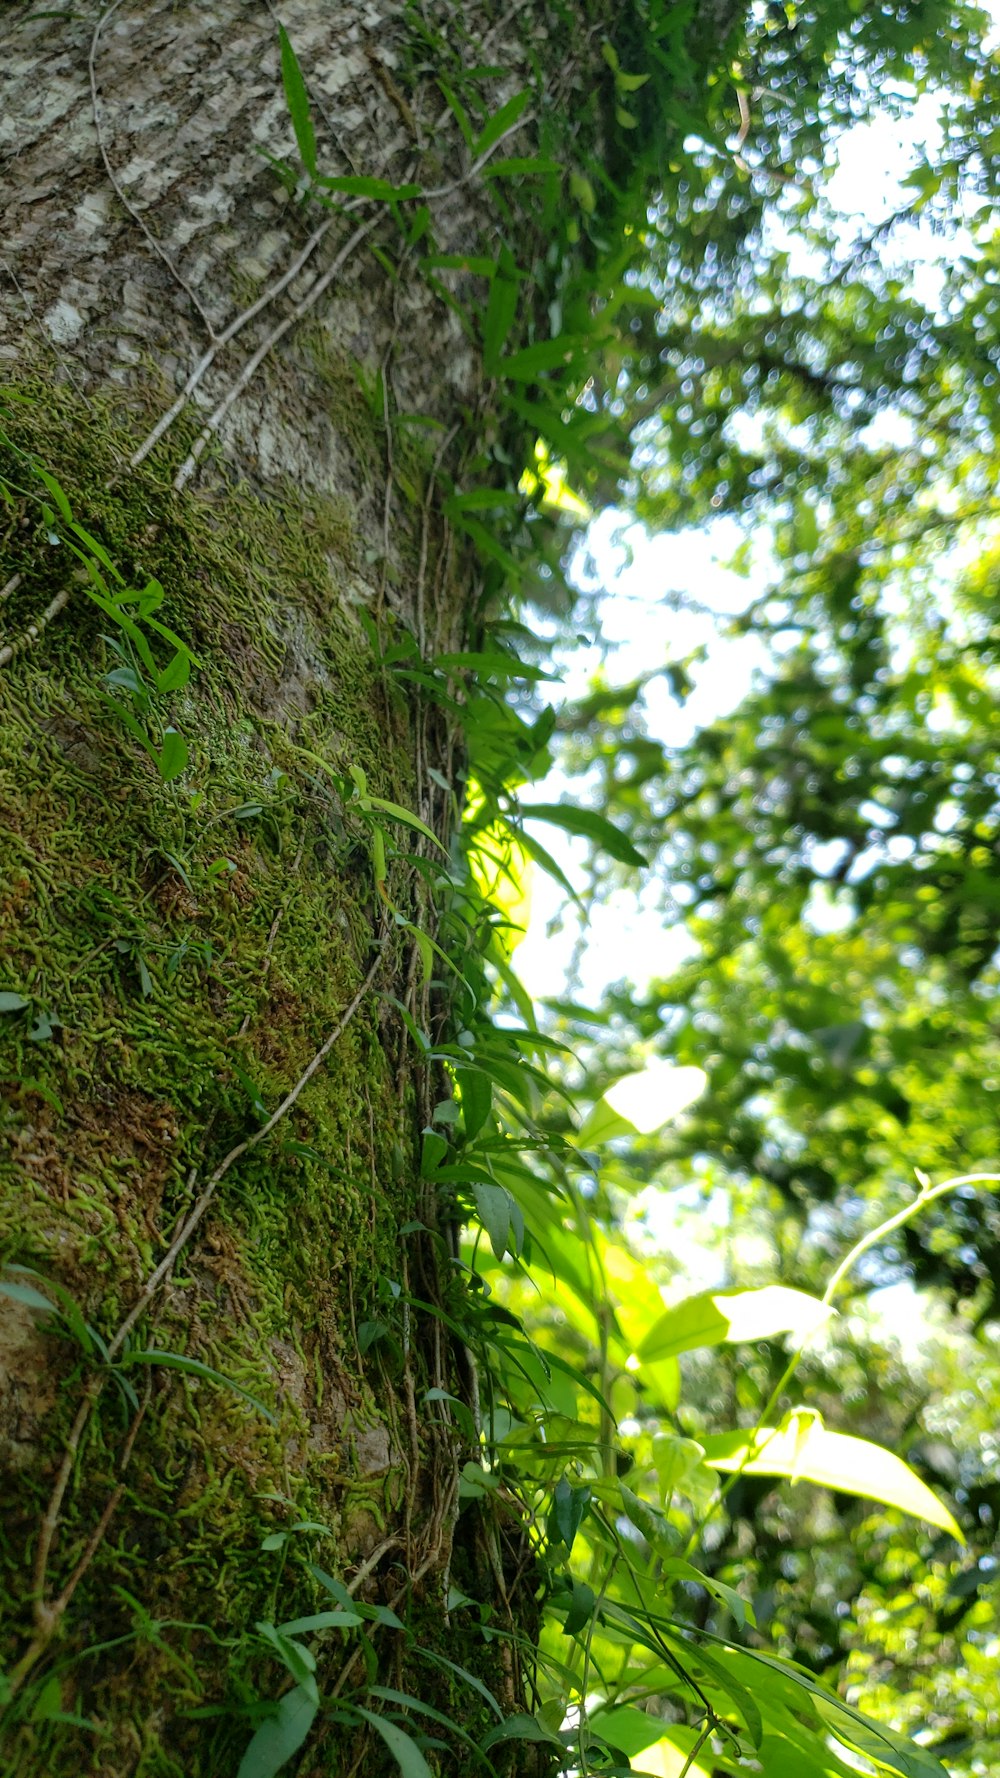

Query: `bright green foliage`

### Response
(496, 3, 1000, 1770)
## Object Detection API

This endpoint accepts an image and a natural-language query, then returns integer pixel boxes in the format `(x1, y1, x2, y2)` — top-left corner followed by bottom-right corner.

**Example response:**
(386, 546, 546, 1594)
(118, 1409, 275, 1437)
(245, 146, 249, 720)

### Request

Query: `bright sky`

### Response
(514, 516, 760, 1001)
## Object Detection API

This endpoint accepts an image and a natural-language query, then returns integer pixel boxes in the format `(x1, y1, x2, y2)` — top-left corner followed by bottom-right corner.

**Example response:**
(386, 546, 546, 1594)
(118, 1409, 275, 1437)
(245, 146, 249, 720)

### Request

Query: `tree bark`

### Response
(0, 2, 735, 1771)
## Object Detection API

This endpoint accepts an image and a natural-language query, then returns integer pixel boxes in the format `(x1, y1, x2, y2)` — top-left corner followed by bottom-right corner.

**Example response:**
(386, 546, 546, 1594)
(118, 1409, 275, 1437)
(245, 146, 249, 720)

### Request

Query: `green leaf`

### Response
(362, 794, 446, 852)
(652, 1435, 714, 1506)
(66, 518, 121, 577)
(434, 648, 553, 682)
(499, 337, 587, 382)
(352, 1705, 434, 1778)
(275, 1610, 362, 1634)
(449, 511, 524, 578)
(483, 274, 519, 372)
(615, 69, 651, 93)
(34, 465, 73, 521)
(456, 1066, 492, 1139)
(473, 89, 530, 160)
(0, 1279, 59, 1314)
(701, 1415, 963, 1540)
(278, 27, 317, 177)
(618, 1483, 684, 1558)
(520, 800, 646, 866)
(237, 1684, 317, 1778)
(472, 1180, 517, 1260)
(420, 1130, 448, 1176)
(156, 729, 188, 782)
(156, 651, 191, 694)
(723, 1645, 950, 1777)
(508, 827, 582, 916)
(413, 1649, 504, 1720)
(141, 611, 200, 665)
(366, 1688, 494, 1769)
(591, 1711, 717, 1777)
(316, 174, 421, 202)
(0, 993, 29, 1013)
(1, 1266, 94, 1355)
(100, 693, 158, 765)
(437, 79, 474, 148)
(422, 1387, 477, 1442)
(573, 1096, 637, 1147)
(561, 1577, 596, 1637)
(549, 1476, 591, 1553)
(122, 1351, 276, 1425)
(458, 1459, 500, 1499)
(481, 1713, 562, 1751)
(658, 1558, 755, 1629)
(812, 1691, 950, 1777)
(578, 1060, 708, 1144)
(255, 1623, 318, 1702)
(638, 1286, 831, 1364)
(755, 1728, 860, 1778)
(662, 1631, 764, 1750)
(438, 481, 522, 510)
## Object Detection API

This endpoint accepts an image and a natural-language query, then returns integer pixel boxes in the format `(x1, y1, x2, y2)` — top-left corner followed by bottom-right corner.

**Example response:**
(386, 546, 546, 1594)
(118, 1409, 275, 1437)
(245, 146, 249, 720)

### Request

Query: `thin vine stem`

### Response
(676, 1719, 714, 1778)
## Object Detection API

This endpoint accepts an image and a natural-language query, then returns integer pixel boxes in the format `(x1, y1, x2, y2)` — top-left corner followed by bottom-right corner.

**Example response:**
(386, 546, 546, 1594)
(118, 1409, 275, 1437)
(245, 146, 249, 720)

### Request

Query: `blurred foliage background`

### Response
(472, 2, 1000, 1769)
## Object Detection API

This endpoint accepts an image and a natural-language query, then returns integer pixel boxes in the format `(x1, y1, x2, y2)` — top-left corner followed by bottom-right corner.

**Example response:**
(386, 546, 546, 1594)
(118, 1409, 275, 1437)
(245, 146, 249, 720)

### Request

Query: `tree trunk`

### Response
(0, 3, 733, 1771)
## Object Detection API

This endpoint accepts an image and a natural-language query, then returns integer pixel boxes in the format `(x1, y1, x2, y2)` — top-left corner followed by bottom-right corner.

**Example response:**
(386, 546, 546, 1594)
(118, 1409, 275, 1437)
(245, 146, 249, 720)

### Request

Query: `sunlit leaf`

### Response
(577, 1061, 707, 1144)
(638, 1285, 830, 1363)
(701, 1416, 963, 1539)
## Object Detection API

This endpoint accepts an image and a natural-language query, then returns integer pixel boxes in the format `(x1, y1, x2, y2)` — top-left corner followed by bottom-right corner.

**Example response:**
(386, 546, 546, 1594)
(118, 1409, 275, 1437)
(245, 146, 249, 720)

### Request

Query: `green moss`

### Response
(0, 377, 445, 1771)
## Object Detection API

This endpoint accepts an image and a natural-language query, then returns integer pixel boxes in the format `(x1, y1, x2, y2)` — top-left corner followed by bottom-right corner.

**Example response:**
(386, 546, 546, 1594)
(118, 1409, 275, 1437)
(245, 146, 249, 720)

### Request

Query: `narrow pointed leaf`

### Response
(237, 1684, 317, 1778)
(353, 1706, 434, 1778)
(520, 800, 646, 866)
(278, 28, 317, 177)
(473, 89, 531, 160)
(123, 1350, 276, 1424)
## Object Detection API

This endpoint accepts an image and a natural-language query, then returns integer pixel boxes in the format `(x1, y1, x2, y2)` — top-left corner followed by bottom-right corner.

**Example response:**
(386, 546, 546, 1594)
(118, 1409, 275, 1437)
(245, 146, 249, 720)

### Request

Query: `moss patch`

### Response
(0, 377, 458, 1773)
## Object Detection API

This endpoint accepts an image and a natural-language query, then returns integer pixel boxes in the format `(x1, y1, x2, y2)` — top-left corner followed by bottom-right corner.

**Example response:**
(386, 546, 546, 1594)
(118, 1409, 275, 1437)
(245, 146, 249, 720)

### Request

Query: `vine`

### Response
(0, 5, 981, 1777)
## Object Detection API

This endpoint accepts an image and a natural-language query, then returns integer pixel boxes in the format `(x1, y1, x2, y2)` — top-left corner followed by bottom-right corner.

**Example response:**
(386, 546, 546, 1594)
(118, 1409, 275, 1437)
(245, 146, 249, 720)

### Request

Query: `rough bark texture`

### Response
(0, 1, 732, 1771)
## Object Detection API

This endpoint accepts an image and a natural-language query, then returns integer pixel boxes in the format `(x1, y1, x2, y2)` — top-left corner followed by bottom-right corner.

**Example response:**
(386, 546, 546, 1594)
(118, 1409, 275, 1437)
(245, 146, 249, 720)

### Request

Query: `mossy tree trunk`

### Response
(0, 2, 734, 1771)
